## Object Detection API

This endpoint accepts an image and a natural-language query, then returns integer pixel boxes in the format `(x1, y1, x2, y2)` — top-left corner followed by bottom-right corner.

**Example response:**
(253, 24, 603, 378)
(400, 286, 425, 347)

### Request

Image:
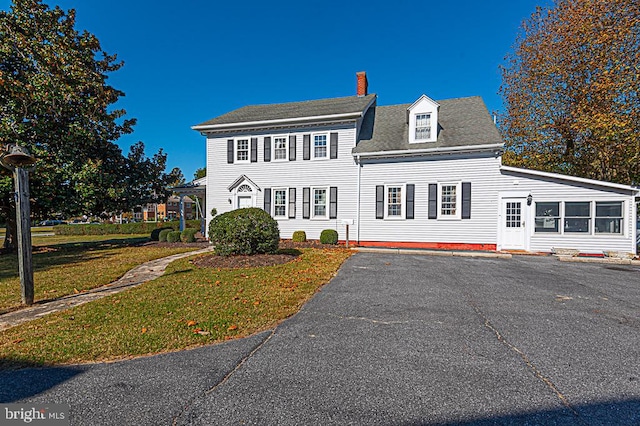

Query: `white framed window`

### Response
(313, 134, 327, 159)
(273, 188, 288, 218)
(595, 201, 623, 234)
(273, 136, 288, 161)
(439, 182, 461, 219)
(415, 113, 431, 140)
(535, 202, 560, 233)
(382, 184, 405, 219)
(236, 139, 249, 163)
(564, 202, 590, 233)
(312, 187, 327, 218)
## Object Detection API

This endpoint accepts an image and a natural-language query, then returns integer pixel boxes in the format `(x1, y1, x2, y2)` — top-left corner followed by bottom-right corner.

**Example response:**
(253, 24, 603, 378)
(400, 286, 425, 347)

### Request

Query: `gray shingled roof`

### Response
(195, 94, 376, 127)
(353, 96, 504, 154)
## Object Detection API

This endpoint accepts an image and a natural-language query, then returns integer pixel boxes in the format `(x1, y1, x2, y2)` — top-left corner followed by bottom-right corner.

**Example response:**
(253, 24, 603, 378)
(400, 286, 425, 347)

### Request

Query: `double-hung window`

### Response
(564, 202, 590, 233)
(273, 189, 287, 218)
(236, 139, 249, 162)
(415, 114, 431, 140)
(535, 202, 560, 233)
(313, 188, 327, 218)
(273, 136, 287, 161)
(595, 201, 622, 234)
(439, 182, 460, 219)
(387, 186, 403, 218)
(313, 134, 327, 159)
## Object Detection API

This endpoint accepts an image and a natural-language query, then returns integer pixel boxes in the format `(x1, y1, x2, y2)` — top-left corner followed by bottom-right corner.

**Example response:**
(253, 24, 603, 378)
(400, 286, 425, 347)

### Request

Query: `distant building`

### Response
(141, 196, 195, 221)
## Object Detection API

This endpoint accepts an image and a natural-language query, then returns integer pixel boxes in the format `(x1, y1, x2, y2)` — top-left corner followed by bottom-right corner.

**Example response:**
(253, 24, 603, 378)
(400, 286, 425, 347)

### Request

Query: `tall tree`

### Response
(0, 1, 168, 247)
(194, 167, 206, 180)
(499, 0, 640, 185)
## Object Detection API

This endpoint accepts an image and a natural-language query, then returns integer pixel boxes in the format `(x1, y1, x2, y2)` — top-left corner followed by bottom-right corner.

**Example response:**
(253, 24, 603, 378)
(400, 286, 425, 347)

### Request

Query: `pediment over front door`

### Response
(228, 175, 260, 210)
(227, 174, 261, 192)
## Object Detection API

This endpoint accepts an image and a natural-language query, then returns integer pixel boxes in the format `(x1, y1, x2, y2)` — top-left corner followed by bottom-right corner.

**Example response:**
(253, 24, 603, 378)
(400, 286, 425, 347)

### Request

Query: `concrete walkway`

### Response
(0, 246, 213, 332)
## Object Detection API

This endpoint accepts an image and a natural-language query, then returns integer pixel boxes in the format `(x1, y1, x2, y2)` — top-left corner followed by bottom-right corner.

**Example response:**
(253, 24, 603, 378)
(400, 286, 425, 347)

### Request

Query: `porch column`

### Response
(179, 195, 185, 231)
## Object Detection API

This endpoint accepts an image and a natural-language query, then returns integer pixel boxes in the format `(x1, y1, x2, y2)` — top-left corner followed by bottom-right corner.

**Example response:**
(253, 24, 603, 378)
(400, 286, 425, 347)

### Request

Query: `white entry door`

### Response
(500, 198, 526, 250)
(237, 196, 252, 209)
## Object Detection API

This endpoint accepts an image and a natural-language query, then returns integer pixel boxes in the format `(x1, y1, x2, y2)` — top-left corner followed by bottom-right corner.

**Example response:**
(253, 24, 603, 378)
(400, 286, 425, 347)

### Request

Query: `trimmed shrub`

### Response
(208, 207, 279, 256)
(167, 231, 182, 243)
(53, 220, 201, 236)
(292, 230, 307, 243)
(320, 229, 339, 245)
(181, 228, 198, 243)
(151, 226, 173, 241)
(158, 229, 172, 242)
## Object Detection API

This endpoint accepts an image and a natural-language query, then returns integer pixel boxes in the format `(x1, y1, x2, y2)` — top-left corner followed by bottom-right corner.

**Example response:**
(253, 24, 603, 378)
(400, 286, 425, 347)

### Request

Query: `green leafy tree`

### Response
(0, 1, 170, 247)
(499, 0, 640, 185)
(194, 167, 206, 180)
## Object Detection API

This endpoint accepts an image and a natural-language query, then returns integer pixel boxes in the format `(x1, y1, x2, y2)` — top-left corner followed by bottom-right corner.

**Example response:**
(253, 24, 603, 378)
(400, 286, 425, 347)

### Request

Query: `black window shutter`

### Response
(264, 137, 271, 162)
(289, 135, 296, 161)
(302, 187, 310, 219)
(288, 188, 296, 218)
(303, 135, 311, 160)
(329, 187, 338, 219)
(376, 185, 384, 219)
(250, 138, 258, 163)
(406, 184, 415, 219)
(428, 184, 438, 219)
(462, 182, 471, 219)
(227, 139, 234, 164)
(264, 188, 271, 213)
(330, 132, 338, 159)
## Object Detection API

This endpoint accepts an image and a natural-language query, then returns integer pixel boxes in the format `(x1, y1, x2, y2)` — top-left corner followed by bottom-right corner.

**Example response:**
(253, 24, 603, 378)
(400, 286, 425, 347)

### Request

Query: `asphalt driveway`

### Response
(1, 253, 639, 425)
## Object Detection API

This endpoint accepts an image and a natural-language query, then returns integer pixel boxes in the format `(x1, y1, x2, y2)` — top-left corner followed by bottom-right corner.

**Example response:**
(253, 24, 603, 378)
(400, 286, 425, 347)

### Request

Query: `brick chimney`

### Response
(356, 71, 368, 97)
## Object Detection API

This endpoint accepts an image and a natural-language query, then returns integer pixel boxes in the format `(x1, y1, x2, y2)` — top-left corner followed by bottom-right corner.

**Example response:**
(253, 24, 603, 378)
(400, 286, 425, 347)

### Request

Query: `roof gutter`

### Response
(192, 111, 364, 132)
(353, 143, 504, 160)
(500, 165, 640, 193)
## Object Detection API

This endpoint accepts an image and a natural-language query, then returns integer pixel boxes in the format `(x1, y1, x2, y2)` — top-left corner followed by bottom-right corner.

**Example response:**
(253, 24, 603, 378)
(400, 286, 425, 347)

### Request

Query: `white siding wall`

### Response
(206, 124, 358, 240)
(498, 170, 637, 253)
(358, 154, 637, 254)
(358, 154, 502, 245)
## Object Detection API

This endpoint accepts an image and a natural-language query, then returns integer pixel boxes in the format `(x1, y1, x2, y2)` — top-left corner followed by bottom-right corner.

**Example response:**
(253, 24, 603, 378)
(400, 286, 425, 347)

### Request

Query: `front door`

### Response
(237, 196, 252, 209)
(500, 198, 526, 250)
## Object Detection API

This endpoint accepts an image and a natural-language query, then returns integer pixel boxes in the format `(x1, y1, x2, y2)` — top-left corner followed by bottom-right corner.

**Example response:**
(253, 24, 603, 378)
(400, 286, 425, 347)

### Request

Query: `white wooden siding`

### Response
(206, 124, 358, 240)
(358, 154, 502, 245)
(498, 169, 637, 253)
(358, 155, 637, 253)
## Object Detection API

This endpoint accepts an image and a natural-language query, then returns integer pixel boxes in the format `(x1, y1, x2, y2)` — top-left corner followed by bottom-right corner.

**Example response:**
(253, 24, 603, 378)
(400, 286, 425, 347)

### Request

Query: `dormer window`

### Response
(415, 114, 431, 140)
(408, 94, 439, 143)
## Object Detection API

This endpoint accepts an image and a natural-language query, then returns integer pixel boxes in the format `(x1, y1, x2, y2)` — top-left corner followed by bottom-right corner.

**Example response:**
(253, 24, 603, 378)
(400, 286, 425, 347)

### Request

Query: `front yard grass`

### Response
(0, 248, 352, 368)
(0, 235, 198, 314)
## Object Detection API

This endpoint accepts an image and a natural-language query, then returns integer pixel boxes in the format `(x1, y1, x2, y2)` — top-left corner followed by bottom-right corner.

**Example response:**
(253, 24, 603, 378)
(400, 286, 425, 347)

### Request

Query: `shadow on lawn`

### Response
(0, 237, 148, 282)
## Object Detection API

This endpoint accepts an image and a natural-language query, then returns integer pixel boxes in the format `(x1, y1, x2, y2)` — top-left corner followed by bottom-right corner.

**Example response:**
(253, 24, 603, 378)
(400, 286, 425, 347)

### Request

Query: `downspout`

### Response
(356, 154, 361, 244)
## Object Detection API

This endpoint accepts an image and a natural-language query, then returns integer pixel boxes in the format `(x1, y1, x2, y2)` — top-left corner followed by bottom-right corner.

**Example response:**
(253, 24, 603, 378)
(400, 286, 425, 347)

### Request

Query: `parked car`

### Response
(38, 220, 66, 226)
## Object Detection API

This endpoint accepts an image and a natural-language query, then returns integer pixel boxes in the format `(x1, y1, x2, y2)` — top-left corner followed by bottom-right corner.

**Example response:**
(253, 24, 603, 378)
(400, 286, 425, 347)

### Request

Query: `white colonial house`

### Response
(193, 72, 639, 255)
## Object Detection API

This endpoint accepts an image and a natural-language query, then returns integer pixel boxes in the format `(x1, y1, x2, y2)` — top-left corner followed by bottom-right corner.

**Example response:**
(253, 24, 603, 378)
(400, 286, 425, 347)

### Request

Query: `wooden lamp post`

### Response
(0, 144, 36, 305)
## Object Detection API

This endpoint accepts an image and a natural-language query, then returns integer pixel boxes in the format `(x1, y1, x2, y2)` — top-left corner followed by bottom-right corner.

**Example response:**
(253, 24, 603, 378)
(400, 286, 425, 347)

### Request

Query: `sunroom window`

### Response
(535, 202, 560, 233)
(564, 202, 590, 233)
(595, 201, 622, 234)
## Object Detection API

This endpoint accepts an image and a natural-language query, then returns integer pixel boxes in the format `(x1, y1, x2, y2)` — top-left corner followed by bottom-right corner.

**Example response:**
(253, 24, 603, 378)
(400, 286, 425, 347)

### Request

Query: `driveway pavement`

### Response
(1, 253, 639, 425)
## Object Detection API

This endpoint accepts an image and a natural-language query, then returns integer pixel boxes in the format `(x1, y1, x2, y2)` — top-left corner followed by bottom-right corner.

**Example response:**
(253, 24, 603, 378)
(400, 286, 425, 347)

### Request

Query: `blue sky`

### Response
(1, 0, 552, 180)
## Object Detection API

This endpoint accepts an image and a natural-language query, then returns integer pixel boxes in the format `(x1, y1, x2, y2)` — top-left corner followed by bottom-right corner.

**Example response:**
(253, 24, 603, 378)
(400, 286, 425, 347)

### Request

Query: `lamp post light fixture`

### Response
(0, 144, 36, 306)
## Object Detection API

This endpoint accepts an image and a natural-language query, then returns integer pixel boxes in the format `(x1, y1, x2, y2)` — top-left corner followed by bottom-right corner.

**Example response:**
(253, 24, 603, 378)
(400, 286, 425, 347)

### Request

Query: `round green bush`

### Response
(167, 231, 182, 243)
(320, 229, 339, 245)
(158, 229, 172, 242)
(151, 226, 173, 241)
(181, 228, 198, 243)
(292, 230, 307, 243)
(208, 207, 280, 256)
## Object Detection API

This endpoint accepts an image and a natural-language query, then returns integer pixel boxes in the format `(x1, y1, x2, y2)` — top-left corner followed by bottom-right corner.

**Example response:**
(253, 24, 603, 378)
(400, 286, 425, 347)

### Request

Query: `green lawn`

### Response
(0, 234, 198, 314)
(0, 247, 352, 368)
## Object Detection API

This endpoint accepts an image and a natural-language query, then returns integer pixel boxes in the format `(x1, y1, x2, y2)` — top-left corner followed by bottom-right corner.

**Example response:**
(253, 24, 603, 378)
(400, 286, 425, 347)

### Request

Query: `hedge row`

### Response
(53, 220, 202, 236)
